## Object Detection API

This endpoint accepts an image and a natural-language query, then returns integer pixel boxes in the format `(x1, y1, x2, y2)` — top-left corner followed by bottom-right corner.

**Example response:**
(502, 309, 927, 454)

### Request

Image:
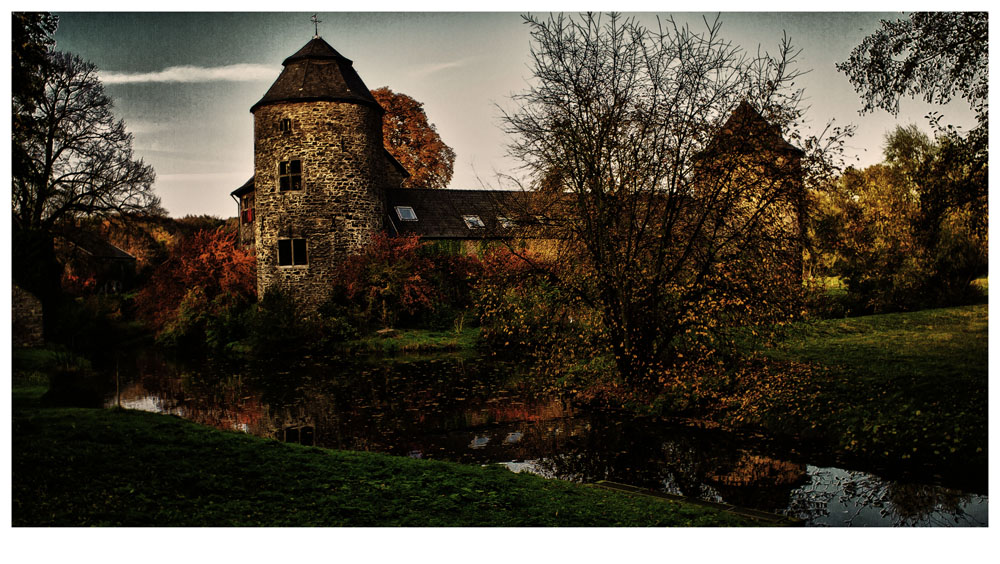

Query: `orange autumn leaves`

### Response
(371, 87, 456, 190)
(135, 228, 256, 334)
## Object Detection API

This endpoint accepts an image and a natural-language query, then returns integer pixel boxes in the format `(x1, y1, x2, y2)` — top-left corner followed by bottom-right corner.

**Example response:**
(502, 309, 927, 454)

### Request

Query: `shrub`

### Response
(474, 246, 577, 350)
(135, 228, 255, 348)
(333, 233, 483, 333)
(416, 245, 482, 330)
(335, 233, 436, 331)
(46, 293, 136, 358)
(241, 289, 324, 357)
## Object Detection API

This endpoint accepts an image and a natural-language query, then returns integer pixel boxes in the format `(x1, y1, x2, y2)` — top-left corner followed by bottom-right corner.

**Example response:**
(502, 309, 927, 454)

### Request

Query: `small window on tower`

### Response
(395, 206, 418, 221)
(279, 118, 292, 133)
(277, 238, 308, 266)
(278, 159, 302, 191)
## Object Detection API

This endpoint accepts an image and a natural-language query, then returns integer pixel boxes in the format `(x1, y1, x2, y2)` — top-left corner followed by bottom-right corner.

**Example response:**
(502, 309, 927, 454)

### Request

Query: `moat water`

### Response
(103, 352, 987, 527)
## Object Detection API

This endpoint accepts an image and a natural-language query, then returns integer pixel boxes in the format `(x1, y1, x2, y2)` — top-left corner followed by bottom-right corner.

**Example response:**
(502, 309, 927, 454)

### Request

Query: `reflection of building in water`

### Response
(280, 425, 315, 446)
(706, 454, 806, 487)
(111, 354, 986, 526)
(271, 405, 316, 446)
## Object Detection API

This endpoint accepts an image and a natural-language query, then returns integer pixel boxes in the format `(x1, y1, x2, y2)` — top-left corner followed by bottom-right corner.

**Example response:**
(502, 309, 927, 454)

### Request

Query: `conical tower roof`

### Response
(718, 101, 802, 156)
(250, 36, 382, 113)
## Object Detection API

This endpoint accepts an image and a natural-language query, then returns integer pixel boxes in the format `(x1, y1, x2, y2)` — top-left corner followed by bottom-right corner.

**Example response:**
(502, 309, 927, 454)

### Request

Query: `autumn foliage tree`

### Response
(135, 228, 255, 346)
(330, 233, 484, 332)
(812, 126, 987, 312)
(837, 12, 987, 289)
(371, 87, 456, 189)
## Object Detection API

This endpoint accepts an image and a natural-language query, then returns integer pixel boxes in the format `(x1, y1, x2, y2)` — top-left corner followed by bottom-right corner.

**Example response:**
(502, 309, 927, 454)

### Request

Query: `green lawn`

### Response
(12, 385, 761, 527)
(749, 304, 987, 476)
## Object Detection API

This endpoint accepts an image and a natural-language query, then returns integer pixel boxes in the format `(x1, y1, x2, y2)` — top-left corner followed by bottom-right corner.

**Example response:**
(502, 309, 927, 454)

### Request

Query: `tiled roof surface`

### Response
(58, 230, 136, 261)
(708, 100, 804, 157)
(386, 188, 528, 239)
(232, 176, 255, 197)
(250, 36, 381, 113)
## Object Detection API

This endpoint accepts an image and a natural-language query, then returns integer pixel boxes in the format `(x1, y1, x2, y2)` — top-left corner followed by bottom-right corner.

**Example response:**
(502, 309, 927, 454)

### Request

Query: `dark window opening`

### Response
(279, 159, 302, 191)
(277, 238, 307, 266)
(279, 118, 292, 133)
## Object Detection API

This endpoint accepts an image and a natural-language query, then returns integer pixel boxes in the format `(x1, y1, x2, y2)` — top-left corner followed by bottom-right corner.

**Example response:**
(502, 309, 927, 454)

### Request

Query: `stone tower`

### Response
(249, 36, 405, 310)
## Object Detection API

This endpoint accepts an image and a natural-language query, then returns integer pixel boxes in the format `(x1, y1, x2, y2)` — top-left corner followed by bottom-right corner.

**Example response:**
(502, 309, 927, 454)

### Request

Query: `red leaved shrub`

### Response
(335, 233, 438, 329)
(135, 228, 255, 335)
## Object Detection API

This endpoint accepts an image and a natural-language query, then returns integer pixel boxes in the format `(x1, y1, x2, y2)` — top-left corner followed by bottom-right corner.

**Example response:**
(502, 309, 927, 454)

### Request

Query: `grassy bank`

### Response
(744, 304, 987, 479)
(340, 326, 482, 355)
(12, 385, 761, 527)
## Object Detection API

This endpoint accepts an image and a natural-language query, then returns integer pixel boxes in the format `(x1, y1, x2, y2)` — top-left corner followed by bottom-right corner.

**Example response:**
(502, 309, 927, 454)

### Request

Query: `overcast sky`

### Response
(48, 10, 980, 218)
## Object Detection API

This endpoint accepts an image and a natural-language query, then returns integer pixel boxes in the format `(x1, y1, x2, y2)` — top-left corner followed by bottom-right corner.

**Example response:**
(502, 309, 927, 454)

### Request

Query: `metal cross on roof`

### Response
(311, 14, 322, 38)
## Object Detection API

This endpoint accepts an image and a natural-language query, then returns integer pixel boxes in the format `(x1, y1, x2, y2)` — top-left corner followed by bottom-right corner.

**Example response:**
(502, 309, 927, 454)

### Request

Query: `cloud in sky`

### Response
(408, 57, 475, 79)
(101, 63, 277, 84)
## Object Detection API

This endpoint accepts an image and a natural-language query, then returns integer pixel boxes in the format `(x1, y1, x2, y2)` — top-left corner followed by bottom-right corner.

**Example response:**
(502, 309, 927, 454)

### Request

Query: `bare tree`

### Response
(499, 13, 817, 389)
(13, 51, 159, 234)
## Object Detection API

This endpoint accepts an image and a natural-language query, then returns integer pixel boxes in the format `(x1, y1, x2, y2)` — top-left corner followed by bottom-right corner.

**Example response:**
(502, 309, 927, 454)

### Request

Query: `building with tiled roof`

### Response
(233, 34, 517, 309)
(232, 34, 805, 310)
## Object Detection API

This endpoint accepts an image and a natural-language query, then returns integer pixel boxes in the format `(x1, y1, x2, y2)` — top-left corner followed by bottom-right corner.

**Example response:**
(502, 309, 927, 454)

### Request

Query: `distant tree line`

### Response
(808, 12, 988, 313)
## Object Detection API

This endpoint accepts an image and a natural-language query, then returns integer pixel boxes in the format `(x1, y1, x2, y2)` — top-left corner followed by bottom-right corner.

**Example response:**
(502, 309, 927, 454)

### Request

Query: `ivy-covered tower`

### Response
(248, 35, 407, 309)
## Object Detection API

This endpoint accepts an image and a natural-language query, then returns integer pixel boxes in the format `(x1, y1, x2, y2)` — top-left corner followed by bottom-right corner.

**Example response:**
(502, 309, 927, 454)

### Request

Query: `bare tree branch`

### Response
(13, 51, 161, 234)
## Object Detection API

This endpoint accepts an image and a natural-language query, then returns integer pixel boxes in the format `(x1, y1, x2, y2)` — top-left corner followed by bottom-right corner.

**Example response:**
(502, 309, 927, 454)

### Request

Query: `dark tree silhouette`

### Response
(837, 12, 987, 121)
(12, 12, 58, 184)
(12, 37, 159, 329)
(13, 51, 159, 234)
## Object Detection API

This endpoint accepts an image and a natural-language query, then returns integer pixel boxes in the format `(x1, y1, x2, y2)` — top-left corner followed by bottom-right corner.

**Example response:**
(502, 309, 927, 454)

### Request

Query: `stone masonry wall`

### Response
(253, 100, 386, 311)
(12, 284, 44, 347)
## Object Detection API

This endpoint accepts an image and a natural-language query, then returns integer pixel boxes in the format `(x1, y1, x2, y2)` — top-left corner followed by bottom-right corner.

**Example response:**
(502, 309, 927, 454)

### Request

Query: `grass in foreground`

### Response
(12, 386, 758, 527)
(750, 304, 987, 478)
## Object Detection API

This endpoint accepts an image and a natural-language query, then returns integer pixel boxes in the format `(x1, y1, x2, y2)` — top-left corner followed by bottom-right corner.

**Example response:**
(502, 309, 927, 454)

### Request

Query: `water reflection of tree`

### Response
(528, 416, 808, 513)
(239, 356, 557, 453)
(113, 354, 275, 436)
(118, 352, 986, 526)
(786, 467, 986, 526)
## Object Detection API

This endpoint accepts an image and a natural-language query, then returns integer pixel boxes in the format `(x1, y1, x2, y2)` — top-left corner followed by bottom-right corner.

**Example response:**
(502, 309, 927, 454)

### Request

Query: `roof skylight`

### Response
(463, 215, 486, 229)
(395, 206, 418, 221)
